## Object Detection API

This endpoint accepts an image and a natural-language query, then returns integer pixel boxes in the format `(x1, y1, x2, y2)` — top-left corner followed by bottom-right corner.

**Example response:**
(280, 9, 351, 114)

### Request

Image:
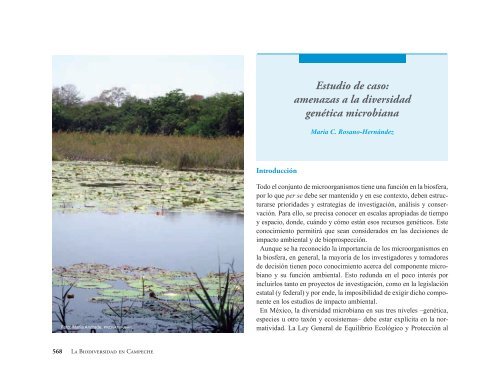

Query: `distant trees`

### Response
(51, 85, 244, 137)
(90, 87, 131, 107)
(52, 84, 82, 106)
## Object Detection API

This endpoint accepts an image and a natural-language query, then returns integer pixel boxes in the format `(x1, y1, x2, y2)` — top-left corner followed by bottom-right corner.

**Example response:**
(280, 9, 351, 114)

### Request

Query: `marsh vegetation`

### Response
(53, 133, 243, 170)
(52, 264, 244, 333)
(52, 84, 244, 332)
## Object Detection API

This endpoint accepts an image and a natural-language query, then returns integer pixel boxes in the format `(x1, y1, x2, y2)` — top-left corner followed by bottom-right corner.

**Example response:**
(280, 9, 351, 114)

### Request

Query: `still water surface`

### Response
(53, 211, 243, 275)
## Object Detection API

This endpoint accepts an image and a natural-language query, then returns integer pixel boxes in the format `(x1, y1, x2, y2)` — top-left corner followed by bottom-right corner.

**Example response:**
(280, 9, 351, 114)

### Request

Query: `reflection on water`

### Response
(53, 211, 243, 275)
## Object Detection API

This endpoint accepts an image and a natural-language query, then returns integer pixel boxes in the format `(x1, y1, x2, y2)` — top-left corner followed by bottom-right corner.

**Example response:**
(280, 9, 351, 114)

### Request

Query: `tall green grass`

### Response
(193, 269, 244, 333)
(52, 132, 244, 170)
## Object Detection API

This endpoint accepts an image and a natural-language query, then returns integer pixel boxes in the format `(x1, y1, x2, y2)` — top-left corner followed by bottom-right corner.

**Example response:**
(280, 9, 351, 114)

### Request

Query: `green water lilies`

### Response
(74, 280, 113, 289)
(126, 278, 168, 296)
(97, 288, 143, 301)
(52, 263, 244, 331)
(52, 274, 72, 287)
(52, 161, 243, 213)
(52, 263, 131, 282)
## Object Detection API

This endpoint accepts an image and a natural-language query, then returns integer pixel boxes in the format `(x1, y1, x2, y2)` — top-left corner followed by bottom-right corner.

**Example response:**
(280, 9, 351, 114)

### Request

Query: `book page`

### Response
(2, 1, 499, 385)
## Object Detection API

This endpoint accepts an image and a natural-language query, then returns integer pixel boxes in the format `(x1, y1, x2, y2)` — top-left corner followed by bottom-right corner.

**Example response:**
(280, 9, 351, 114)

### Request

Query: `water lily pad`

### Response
(52, 274, 74, 286)
(53, 263, 244, 330)
(74, 280, 113, 289)
(98, 288, 142, 299)
(126, 279, 168, 295)
(52, 161, 243, 214)
(90, 296, 133, 303)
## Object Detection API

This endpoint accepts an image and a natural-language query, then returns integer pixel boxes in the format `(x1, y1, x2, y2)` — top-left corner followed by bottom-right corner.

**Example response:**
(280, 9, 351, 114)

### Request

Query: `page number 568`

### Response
(53, 349, 62, 354)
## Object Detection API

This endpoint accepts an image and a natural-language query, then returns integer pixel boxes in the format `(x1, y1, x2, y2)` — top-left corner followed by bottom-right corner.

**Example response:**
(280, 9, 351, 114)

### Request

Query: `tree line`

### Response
(52, 85, 244, 137)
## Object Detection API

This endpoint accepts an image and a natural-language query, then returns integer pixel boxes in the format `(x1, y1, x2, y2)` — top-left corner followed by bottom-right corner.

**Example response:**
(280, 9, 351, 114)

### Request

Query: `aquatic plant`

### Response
(52, 133, 244, 170)
(193, 269, 244, 333)
(52, 160, 243, 213)
(53, 281, 75, 333)
(52, 264, 244, 332)
(97, 288, 142, 302)
(73, 280, 112, 289)
(105, 298, 136, 333)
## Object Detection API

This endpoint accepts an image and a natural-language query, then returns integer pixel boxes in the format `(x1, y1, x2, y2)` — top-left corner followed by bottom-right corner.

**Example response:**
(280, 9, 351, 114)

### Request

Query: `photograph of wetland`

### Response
(52, 56, 244, 333)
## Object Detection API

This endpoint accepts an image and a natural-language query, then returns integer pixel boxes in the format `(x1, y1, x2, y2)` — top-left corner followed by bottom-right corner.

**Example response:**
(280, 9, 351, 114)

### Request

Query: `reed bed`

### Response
(52, 132, 244, 170)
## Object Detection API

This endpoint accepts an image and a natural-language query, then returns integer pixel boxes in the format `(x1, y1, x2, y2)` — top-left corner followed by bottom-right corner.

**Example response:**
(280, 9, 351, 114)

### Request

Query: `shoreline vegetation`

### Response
(52, 86, 244, 170)
(52, 133, 243, 170)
